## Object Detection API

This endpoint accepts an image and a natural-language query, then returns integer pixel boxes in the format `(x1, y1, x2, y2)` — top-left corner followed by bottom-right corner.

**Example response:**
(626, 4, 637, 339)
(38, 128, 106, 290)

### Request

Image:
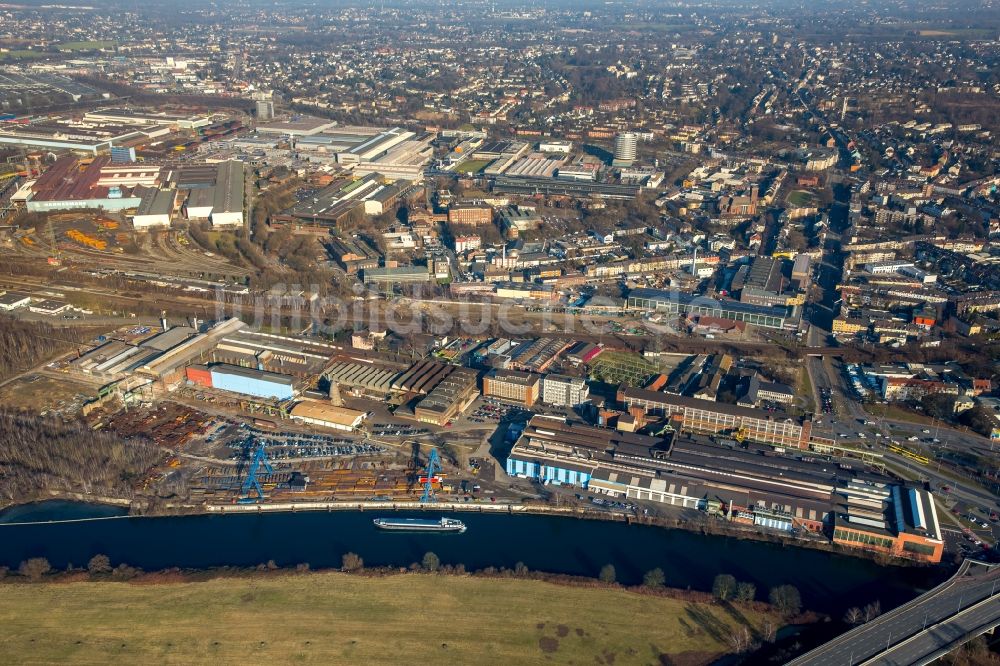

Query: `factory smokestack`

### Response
(160, 310, 169, 332)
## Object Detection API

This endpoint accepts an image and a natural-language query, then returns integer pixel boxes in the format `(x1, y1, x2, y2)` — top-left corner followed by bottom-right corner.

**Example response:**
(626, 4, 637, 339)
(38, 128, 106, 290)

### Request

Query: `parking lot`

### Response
(820, 386, 833, 414)
(466, 396, 533, 424)
(368, 423, 430, 437)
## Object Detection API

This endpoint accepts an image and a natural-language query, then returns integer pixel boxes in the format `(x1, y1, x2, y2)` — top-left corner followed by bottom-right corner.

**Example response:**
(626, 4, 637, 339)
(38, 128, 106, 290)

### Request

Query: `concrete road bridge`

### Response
(789, 559, 1000, 666)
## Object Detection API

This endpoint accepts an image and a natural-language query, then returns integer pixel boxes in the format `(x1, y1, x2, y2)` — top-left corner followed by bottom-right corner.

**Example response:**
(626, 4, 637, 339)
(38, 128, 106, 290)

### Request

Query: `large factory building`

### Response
(626, 288, 800, 331)
(208, 364, 295, 400)
(506, 415, 942, 563)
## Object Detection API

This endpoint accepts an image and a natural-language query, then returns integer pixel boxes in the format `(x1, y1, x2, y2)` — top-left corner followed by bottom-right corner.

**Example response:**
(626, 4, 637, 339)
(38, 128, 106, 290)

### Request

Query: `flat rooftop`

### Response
(213, 161, 244, 214)
(257, 117, 337, 136)
(135, 186, 175, 216)
(620, 385, 805, 423)
(487, 368, 540, 386)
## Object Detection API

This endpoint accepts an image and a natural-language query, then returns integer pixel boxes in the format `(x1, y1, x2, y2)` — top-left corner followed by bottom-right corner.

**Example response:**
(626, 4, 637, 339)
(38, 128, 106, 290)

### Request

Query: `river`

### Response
(0, 501, 949, 615)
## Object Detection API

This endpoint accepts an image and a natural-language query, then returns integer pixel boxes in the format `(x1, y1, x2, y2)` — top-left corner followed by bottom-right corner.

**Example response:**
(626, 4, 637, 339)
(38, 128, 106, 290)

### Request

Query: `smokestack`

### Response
(160, 310, 169, 332)
(190, 316, 199, 331)
(691, 247, 697, 274)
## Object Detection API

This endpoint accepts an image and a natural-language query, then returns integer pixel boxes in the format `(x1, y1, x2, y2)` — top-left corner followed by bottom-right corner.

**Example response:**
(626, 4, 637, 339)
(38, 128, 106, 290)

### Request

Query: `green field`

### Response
(786, 190, 817, 207)
(0, 50, 46, 60)
(0, 573, 780, 665)
(58, 40, 116, 51)
(454, 158, 492, 174)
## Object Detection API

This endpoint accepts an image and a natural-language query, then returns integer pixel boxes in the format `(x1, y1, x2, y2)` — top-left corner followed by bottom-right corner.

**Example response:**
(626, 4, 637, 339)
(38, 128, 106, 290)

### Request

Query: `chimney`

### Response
(160, 310, 169, 332)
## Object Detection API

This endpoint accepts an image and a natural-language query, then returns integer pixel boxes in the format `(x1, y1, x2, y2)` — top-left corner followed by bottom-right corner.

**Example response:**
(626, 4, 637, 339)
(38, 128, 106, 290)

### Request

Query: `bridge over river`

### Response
(789, 559, 1000, 666)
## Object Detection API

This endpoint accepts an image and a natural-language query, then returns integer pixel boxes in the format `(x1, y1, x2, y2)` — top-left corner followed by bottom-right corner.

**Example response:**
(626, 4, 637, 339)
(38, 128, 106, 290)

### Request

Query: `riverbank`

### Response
(0, 502, 948, 617)
(198, 500, 934, 569)
(0, 491, 130, 516)
(0, 570, 789, 665)
(0, 496, 941, 570)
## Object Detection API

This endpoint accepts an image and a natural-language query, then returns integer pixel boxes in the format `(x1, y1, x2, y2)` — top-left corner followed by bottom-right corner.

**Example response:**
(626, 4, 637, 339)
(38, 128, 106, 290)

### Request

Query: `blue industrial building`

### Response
(209, 364, 294, 400)
(110, 146, 137, 164)
(506, 456, 592, 487)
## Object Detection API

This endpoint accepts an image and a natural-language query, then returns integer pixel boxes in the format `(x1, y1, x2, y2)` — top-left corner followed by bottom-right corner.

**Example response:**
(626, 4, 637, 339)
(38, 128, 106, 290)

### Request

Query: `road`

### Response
(790, 560, 1000, 666)
(806, 354, 1000, 543)
(870, 588, 1000, 665)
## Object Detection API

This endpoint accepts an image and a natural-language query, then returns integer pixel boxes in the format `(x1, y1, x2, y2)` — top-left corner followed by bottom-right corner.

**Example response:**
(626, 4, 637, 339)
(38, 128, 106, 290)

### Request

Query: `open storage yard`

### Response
(11, 213, 251, 283)
(0, 573, 782, 665)
(0, 373, 95, 414)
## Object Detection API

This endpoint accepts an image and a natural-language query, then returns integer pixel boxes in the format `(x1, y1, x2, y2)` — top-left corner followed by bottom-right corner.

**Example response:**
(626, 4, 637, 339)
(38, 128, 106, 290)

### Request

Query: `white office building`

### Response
(542, 374, 590, 407)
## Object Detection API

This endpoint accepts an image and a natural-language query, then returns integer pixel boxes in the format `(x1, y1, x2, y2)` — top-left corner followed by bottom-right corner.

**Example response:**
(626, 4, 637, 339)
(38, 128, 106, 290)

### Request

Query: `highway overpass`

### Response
(789, 559, 1000, 665)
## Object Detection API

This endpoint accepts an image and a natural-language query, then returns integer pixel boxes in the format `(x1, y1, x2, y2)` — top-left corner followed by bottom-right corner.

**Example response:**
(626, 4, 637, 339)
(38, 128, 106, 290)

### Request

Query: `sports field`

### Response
(0, 572, 780, 665)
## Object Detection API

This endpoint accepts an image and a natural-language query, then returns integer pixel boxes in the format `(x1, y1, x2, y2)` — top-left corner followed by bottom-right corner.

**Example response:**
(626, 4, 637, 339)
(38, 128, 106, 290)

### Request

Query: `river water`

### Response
(0, 501, 949, 615)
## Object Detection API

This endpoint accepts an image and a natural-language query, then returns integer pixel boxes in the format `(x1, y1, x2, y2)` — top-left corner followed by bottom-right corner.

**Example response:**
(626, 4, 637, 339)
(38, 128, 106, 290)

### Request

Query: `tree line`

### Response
(0, 409, 161, 503)
(0, 316, 92, 383)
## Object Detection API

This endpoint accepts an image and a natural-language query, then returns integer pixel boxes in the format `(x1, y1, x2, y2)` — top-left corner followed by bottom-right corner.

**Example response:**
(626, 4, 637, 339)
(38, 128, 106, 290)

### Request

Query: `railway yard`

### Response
(4, 215, 252, 284)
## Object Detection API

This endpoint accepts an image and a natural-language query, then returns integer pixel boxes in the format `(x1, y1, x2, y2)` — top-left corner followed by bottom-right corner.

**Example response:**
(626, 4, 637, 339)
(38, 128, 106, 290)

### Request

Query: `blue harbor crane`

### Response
(239, 441, 274, 503)
(420, 447, 441, 503)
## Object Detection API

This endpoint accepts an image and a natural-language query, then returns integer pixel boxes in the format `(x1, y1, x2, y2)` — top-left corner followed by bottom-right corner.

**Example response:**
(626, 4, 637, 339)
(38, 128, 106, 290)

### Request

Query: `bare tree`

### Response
(769, 585, 802, 617)
(18, 557, 51, 581)
(0, 409, 161, 502)
(87, 554, 112, 575)
(341, 552, 364, 572)
(728, 626, 756, 653)
(713, 573, 737, 601)
(422, 552, 440, 572)
(735, 581, 757, 603)
(844, 607, 864, 625)
(643, 567, 666, 589)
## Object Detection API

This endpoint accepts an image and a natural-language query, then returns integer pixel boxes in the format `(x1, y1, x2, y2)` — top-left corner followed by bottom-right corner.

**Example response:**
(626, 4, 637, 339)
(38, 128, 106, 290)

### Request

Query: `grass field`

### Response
(786, 190, 817, 207)
(454, 158, 492, 174)
(0, 573, 780, 665)
(799, 366, 815, 413)
(58, 40, 116, 51)
(867, 403, 936, 425)
(0, 50, 45, 60)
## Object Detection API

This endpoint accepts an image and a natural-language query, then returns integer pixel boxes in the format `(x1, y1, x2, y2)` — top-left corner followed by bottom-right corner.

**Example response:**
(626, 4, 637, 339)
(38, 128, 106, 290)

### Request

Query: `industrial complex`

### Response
(53, 308, 950, 564)
(507, 415, 944, 563)
(4, 3, 1000, 663)
(15, 154, 246, 228)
